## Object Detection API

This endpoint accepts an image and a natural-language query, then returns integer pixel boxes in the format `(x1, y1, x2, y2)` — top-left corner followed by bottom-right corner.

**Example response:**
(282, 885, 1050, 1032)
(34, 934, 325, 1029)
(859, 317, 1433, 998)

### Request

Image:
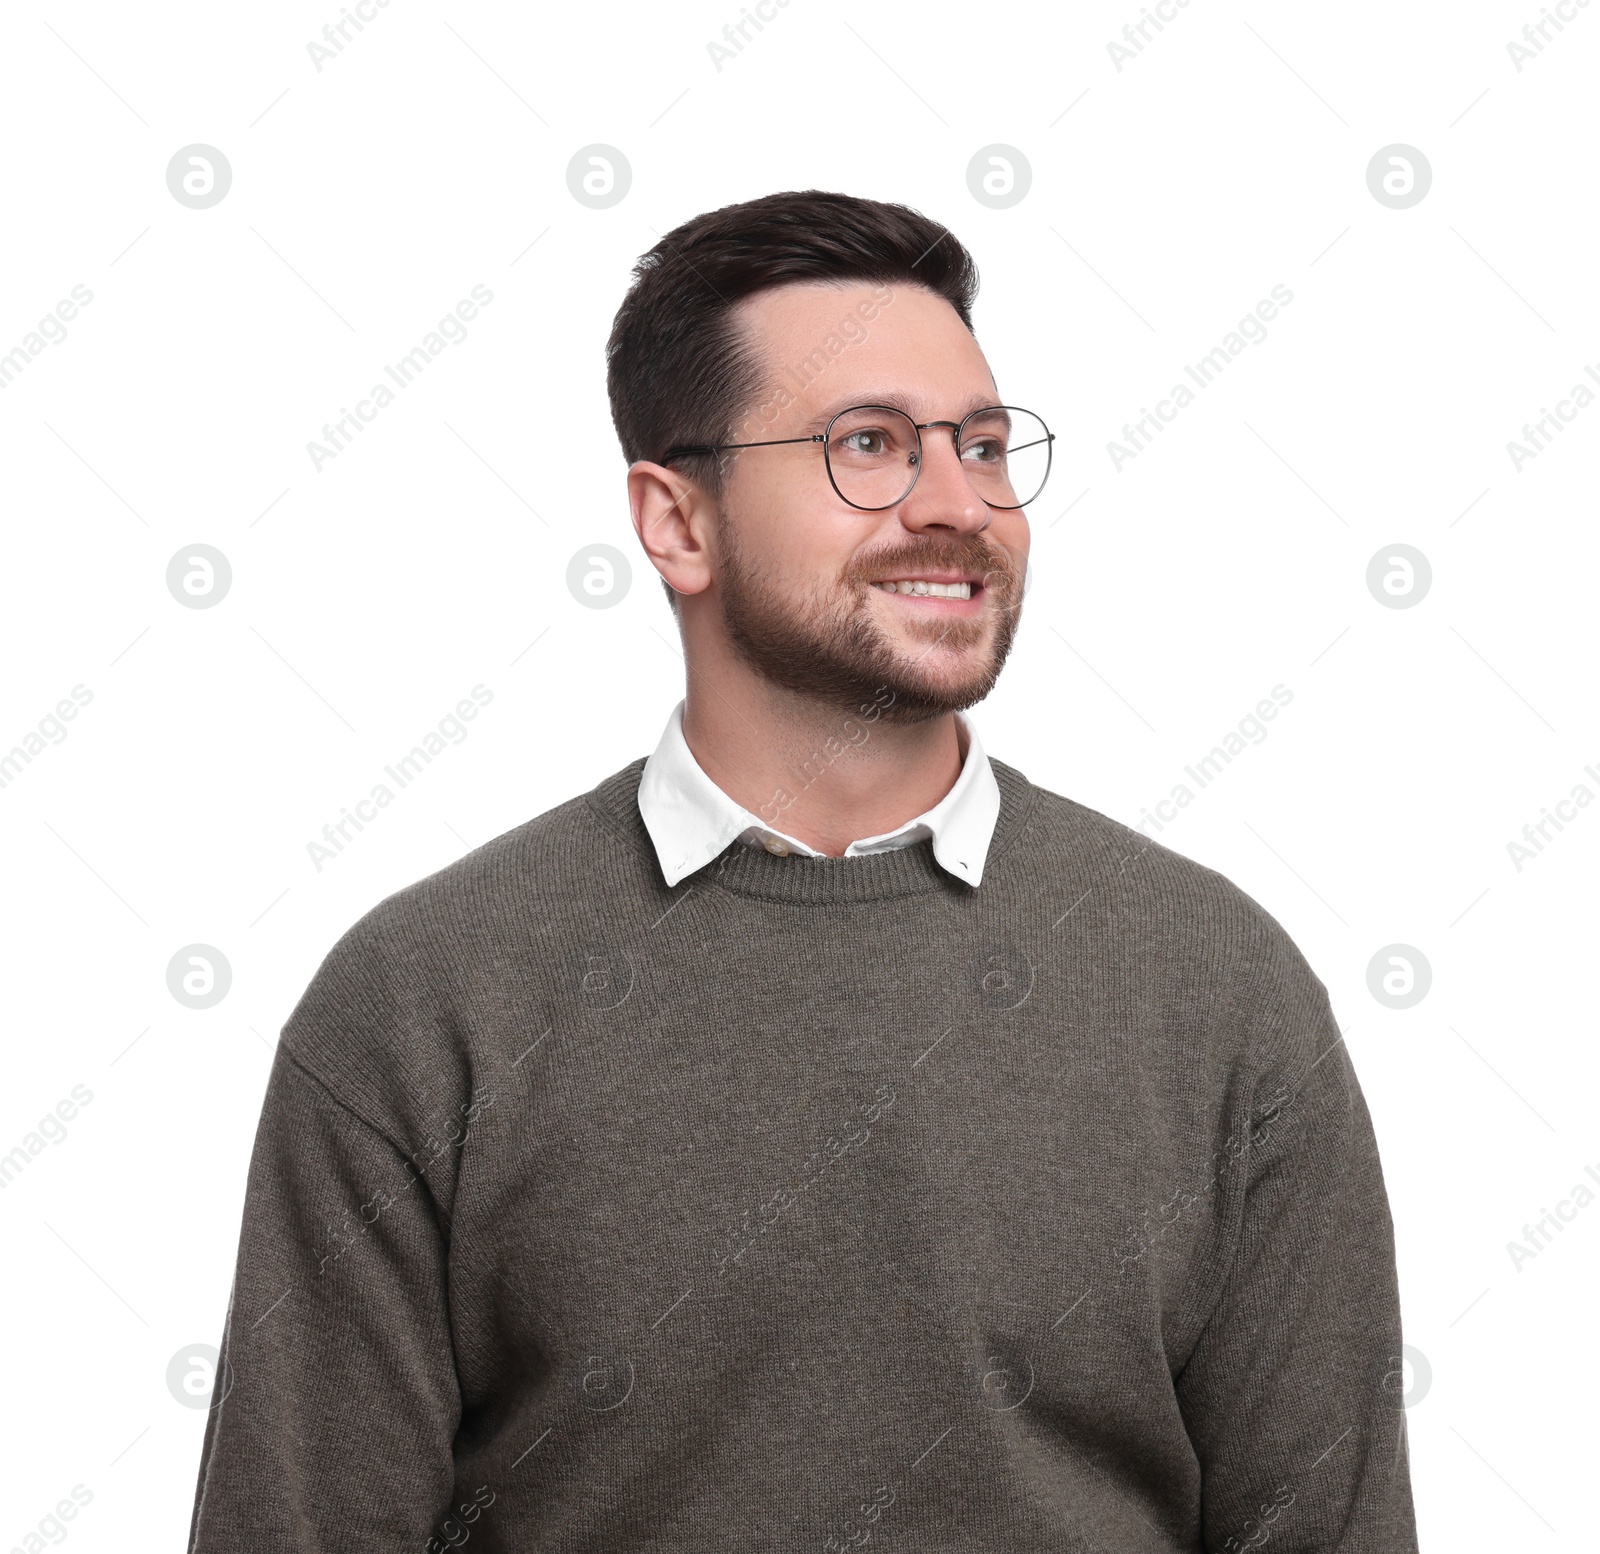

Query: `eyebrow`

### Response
(801, 390, 1002, 433)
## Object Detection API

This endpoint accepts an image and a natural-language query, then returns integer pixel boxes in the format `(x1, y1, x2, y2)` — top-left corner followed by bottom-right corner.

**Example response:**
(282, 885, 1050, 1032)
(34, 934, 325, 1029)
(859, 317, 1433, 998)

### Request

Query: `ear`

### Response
(628, 460, 716, 601)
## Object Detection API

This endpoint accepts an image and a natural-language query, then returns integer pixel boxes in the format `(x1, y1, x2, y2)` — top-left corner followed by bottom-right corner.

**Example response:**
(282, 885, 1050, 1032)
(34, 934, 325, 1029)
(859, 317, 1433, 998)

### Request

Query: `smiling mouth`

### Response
(870, 578, 977, 600)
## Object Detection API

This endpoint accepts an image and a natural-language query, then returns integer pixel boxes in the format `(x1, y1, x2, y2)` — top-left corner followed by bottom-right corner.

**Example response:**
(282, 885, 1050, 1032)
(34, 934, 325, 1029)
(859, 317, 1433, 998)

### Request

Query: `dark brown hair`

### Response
(605, 190, 981, 601)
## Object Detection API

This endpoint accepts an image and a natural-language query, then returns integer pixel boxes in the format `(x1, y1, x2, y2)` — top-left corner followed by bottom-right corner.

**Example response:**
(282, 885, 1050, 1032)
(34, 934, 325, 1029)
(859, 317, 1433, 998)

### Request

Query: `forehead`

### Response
(732, 280, 997, 416)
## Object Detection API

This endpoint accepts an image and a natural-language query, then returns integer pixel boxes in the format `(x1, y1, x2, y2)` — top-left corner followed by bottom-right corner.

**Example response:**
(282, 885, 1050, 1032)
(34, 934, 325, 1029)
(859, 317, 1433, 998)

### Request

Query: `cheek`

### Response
(984, 519, 1030, 593)
(994, 512, 1030, 563)
(724, 442, 916, 599)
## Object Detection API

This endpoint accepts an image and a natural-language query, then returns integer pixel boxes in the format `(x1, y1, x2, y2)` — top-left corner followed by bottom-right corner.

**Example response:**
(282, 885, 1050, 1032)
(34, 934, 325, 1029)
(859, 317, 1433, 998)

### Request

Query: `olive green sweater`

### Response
(187, 756, 1418, 1552)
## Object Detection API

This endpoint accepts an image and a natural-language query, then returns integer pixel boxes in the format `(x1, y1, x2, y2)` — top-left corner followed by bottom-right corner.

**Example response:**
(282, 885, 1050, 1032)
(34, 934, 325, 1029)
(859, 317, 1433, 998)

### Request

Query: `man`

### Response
(189, 190, 1419, 1551)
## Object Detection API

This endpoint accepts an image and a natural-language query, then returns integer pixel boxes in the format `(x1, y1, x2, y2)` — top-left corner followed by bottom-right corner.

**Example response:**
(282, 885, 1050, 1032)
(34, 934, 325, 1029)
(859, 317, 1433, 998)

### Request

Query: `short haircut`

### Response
(605, 190, 980, 607)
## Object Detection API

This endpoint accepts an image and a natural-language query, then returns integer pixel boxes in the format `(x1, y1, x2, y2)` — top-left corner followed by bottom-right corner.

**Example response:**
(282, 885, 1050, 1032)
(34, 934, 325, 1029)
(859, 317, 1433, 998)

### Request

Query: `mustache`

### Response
(844, 536, 1019, 594)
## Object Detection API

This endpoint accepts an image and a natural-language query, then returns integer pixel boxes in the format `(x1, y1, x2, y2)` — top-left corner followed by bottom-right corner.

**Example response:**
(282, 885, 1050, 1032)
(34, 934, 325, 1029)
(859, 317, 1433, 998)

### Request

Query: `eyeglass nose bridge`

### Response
(899, 418, 977, 493)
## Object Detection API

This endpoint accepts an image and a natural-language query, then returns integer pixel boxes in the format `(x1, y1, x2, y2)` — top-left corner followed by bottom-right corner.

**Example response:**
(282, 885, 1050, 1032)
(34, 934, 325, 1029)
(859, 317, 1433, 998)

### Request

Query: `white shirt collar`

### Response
(636, 699, 1001, 889)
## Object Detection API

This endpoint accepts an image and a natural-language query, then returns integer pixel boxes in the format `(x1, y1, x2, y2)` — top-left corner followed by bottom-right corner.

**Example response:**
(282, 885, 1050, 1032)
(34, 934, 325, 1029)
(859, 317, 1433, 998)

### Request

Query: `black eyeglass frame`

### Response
(662, 403, 1055, 512)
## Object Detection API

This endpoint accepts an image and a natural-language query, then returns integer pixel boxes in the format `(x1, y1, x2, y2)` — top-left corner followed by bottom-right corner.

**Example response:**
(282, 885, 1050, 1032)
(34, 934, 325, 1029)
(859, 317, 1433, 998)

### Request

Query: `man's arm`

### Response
(1174, 924, 1419, 1553)
(187, 1036, 461, 1552)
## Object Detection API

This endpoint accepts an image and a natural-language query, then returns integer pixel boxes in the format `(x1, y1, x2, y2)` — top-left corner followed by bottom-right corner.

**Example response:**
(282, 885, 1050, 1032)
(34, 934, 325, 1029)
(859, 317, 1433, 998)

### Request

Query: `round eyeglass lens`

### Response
(823, 406, 921, 510)
(956, 406, 1052, 509)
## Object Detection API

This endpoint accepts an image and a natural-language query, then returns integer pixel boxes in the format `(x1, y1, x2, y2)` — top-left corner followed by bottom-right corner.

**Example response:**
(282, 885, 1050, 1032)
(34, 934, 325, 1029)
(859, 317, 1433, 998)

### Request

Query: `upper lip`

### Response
(871, 570, 983, 585)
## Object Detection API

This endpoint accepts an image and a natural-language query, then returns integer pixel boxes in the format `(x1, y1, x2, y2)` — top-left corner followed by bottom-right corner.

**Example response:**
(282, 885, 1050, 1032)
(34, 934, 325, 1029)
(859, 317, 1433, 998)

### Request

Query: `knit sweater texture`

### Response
(187, 755, 1419, 1552)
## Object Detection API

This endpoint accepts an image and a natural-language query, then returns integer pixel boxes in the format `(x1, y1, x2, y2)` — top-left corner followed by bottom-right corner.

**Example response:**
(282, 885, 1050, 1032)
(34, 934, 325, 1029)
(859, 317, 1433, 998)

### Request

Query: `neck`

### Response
(679, 661, 966, 858)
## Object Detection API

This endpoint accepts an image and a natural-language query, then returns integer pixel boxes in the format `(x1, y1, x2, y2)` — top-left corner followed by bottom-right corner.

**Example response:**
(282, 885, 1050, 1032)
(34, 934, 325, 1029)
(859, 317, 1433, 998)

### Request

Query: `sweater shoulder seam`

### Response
(277, 1034, 415, 1168)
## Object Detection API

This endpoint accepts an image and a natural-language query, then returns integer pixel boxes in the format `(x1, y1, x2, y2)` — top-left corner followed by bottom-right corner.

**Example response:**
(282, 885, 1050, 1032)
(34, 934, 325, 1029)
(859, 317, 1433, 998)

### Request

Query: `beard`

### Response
(712, 517, 1024, 725)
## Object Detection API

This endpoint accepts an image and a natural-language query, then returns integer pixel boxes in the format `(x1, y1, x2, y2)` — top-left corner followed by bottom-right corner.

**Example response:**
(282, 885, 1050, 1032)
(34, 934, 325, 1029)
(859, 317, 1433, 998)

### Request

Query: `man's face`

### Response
(708, 280, 1029, 724)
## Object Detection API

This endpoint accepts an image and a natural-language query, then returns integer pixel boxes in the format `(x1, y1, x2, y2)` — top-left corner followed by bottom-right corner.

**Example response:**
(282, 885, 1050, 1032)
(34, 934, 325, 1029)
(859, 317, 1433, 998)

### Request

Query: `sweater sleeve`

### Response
(1173, 925, 1420, 1553)
(186, 1036, 461, 1552)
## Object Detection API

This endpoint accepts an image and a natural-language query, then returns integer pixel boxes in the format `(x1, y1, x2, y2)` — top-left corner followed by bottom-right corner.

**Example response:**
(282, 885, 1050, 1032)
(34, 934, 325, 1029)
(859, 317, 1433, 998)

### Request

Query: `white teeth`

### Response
(874, 580, 972, 599)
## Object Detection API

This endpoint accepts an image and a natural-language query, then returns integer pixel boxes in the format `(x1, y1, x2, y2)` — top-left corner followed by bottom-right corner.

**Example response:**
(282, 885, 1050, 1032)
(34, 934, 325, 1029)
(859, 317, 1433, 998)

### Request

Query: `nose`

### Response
(896, 426, 991, 535)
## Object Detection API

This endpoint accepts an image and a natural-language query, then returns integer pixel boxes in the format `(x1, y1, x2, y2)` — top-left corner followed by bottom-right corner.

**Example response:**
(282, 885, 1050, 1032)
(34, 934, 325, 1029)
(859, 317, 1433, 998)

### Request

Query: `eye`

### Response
(962, 436, 1005, 464)
(839, 428, 889, 456)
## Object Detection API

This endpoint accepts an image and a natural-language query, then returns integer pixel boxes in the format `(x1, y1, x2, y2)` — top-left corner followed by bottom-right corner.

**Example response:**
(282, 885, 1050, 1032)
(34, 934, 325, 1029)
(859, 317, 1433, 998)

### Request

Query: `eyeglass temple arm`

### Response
(663, 434, 824, 459)
(666, 417, 1055, 461)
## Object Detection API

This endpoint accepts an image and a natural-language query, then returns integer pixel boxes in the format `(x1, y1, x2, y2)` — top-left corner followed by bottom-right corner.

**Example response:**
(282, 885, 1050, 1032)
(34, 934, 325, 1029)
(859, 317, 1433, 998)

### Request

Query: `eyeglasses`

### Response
(663, 403, 1054, 512)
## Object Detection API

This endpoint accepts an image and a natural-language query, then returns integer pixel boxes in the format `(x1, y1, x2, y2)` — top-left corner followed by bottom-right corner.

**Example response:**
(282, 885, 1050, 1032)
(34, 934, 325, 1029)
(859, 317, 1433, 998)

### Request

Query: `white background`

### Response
(1, 0, 1595, 1548)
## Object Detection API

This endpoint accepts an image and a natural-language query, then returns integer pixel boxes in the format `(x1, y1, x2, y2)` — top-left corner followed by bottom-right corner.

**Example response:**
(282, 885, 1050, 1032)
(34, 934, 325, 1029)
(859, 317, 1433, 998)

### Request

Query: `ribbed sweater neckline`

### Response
(585, 754, 1040, 905)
